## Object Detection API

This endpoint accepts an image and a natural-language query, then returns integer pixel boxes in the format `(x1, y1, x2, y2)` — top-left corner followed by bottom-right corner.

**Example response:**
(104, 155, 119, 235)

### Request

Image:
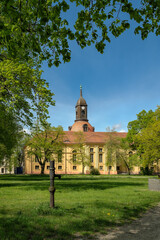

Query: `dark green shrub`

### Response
(140, 167, 153, 175)
(90, 168, 100, 175)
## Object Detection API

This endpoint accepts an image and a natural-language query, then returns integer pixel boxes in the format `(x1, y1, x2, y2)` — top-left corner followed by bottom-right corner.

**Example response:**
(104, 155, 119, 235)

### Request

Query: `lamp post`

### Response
(49, 160, 55, 208)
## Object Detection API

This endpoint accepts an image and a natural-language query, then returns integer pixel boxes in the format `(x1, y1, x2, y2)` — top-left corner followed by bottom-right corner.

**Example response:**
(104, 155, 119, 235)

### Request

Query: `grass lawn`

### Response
(0, 174, 160, 240)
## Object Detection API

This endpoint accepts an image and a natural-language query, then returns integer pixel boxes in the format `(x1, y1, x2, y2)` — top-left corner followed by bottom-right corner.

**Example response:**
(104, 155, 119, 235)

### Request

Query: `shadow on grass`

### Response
(0, 211, 73, 240)
(0, 174, 49, 182)
(0, 201, 153, 240)
(0, 178, 145, 191)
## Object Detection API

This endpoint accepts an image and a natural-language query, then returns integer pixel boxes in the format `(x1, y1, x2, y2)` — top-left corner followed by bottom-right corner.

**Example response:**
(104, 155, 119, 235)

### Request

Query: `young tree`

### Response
(105, 133, 139, 175)
(134, 119, 160, 169)
(27, 122, 64, 174)
(72, 131, 90, 174)
(126, 106, 160, 172)
(127, 109, 154, 149)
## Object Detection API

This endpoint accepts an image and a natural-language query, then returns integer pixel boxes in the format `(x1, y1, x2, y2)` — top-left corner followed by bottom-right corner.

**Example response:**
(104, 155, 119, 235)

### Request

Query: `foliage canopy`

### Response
(27, 122, 64, 174)
(127, 106, 160, 169)
(1, 0, 160, 67)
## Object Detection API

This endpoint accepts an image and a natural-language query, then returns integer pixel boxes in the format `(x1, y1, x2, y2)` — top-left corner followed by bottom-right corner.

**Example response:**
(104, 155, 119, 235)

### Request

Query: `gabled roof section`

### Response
(63, 131, 127, 144)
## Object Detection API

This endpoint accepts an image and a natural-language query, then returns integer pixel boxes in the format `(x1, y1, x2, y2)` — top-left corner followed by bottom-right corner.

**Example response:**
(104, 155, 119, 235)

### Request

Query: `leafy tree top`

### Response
(1, 0, 160, 67)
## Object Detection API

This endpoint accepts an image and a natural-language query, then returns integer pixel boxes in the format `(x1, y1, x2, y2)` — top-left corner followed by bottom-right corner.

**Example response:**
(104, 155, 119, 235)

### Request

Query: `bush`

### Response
(140, 167, 153, 175)
(90, 168, 100, 175)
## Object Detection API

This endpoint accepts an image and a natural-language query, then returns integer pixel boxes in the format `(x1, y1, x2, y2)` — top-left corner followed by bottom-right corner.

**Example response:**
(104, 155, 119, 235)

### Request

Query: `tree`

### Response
(1, 1, 160, 67)
(72, 131, 90, 174)
(127, 106, 160, 172)
(134, 118, 160, 169)
(11, 131, 30, 169)
(0, 59, 55, 126)
(0, 104, 24, 163)
(105, 132, 139, 175)
(27, 122, 64, 174)
(1, 0, 159, 126)
(127, 109, 154, 150)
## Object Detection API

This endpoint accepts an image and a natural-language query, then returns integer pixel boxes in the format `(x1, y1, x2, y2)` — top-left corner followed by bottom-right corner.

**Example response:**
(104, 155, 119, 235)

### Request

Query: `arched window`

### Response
(81, 110, 85, 117)
(72, 150, 77, 162)
(83, 124, 88, 132)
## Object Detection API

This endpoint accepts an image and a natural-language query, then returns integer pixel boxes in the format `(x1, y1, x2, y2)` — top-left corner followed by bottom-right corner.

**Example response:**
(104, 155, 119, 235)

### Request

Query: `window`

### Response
(90, 154, 94, 162)
(72, 150, 76, 162)
(90, 148, 94, 152)
(99, 148, 102, 152)
(35, 165, 39, 170)
(35, 156, 38, 162)
(109, 166, 112, 170)
(99, 166, 103, 170)
(1, 168, 4, 174)
(117, 166, 120, 171)
(83, 124, 88, 132)
(90, 166, 94, 169)
(58, 166, 62, 170)
(47, 166, 50, 170)
(81, 110, 85, 117)
(58, 150, 62, 162)
(99, 154, 103, 163)
(73, 166, 77, 170)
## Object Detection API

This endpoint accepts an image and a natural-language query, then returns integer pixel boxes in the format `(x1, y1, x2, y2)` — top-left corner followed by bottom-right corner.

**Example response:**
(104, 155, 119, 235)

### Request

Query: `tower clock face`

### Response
(81, 106, 85, 110)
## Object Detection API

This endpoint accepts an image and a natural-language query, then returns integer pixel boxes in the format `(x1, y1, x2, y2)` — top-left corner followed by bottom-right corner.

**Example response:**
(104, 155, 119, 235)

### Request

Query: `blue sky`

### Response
(42, 22, 160, 132)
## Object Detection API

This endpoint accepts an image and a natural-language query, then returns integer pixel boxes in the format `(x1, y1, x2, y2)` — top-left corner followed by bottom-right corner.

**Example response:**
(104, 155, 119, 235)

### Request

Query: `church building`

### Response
(25, 87, 132, 175)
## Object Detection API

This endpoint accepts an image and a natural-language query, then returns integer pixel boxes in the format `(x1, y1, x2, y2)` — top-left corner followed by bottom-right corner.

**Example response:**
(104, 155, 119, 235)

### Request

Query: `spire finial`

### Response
(80, 85, 82, 97)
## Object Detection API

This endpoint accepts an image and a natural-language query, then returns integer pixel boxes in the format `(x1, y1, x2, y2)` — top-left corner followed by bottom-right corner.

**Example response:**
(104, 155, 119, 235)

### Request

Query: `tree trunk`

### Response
(82, 163, 85, 174)
(41, 163, 45, 174)
(128, 168, 131, 175)
(124, 160, 131, 175)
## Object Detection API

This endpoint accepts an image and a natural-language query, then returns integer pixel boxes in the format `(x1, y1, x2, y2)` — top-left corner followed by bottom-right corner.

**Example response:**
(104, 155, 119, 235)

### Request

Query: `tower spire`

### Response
(80, 85, 82, 97)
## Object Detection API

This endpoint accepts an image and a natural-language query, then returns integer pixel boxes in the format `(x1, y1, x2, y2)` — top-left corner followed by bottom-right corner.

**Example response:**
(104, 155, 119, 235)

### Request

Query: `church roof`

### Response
(76, 96, 87, 106)
(63, 131, 127, 144)
(76, 85, 87, 106)
(70, 121, 94, 132)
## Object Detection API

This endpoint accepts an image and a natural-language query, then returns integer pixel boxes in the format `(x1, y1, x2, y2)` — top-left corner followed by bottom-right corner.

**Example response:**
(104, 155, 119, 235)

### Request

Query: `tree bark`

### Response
(41, 163, 45, 174)
(82, 163, 85, 174)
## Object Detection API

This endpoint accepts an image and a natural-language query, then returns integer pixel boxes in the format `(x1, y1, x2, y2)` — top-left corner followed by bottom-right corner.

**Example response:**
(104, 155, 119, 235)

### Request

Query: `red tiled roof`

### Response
(63, 131, 127, 144)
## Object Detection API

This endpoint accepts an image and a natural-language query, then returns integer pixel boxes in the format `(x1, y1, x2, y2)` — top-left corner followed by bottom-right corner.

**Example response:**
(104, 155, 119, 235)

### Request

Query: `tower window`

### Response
(81, 110, 85, 117)
(83, 124, 88, 132)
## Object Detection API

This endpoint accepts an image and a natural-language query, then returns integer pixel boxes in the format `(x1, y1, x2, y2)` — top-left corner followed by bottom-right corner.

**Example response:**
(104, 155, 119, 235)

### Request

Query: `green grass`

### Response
(0, 174, 160, 240)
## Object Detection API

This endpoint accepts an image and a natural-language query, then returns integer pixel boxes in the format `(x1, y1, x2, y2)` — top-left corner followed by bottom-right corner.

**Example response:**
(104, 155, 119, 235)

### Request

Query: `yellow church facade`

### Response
(24, 87, 140, 175)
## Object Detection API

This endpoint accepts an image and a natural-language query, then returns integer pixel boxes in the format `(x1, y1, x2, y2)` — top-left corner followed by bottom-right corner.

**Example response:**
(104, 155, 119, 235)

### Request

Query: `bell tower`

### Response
(75, 86, 88, 122)
(68, 86, 94, 132)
